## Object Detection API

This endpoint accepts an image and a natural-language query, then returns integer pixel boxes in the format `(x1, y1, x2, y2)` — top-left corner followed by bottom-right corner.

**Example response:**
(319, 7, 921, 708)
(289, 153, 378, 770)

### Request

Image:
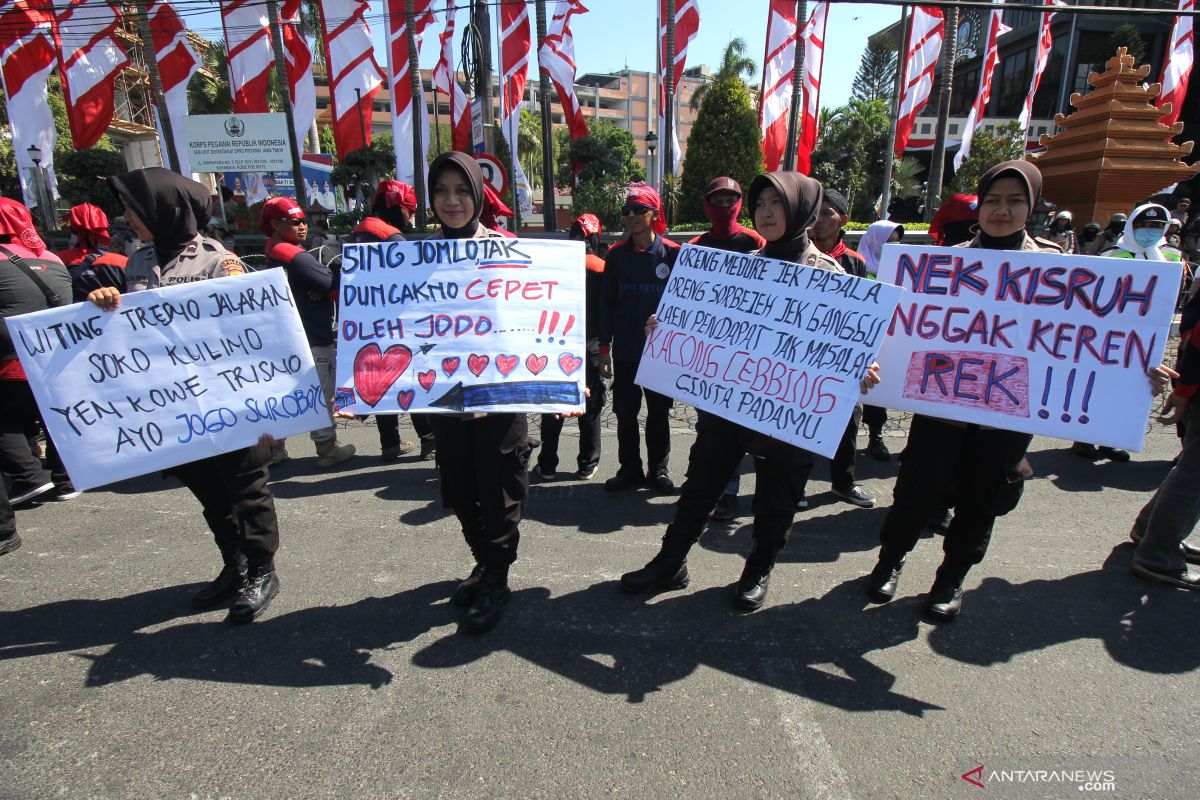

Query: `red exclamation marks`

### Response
(536, 310, 548, 343)
(535, 311, 577, 344)
(560, 314, 576, 343)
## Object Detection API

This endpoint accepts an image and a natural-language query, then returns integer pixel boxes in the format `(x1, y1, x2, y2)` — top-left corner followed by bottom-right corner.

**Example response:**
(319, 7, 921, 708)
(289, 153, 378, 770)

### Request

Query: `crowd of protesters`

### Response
(1, 155, 1196, 636)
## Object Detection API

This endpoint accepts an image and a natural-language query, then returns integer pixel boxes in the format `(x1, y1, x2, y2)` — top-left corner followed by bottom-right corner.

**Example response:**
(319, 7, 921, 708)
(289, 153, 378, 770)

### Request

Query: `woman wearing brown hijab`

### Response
(621, 171, 881, 612)
(864, 160, 1174, 620)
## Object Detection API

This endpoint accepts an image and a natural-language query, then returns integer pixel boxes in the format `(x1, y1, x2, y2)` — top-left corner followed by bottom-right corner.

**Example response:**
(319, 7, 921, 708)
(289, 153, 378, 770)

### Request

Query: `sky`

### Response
(181, 1, 901, 112)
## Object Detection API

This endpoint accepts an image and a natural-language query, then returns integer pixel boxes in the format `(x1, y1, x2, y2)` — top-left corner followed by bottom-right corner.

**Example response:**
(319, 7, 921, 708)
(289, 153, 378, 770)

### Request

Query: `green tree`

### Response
(1107, 24, 1147, 66)
(57, 148, 126, 216)
(678, 68, 764, 224)
(809, 98, 892, 219)
(689, 37, 756, 110)
(188, 40, 233, 115)
(949, 121, 1027, 195)
(851, 38, 897, 104)
(554, 117, 643, 191)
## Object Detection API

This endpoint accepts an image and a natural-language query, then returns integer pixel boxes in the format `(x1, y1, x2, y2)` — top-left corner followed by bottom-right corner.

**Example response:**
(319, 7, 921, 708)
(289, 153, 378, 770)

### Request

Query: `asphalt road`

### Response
(2, 412, 1198, 800)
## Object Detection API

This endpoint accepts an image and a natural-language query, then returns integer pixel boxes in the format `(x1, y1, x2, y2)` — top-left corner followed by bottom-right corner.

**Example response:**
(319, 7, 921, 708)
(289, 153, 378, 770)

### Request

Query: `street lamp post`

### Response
(646, 130, 658, 192)
(25, 145, 57, 232)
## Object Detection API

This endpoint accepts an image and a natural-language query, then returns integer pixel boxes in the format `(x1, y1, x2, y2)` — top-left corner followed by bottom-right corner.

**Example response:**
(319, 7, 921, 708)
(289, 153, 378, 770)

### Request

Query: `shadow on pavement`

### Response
(1028, 448, 1173, 494)
(698, 505, 889, 563)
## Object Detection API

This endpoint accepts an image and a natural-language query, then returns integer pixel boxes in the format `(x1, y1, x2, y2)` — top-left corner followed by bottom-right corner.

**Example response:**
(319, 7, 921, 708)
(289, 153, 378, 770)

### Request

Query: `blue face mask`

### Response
(1134, 227, 1165, 249)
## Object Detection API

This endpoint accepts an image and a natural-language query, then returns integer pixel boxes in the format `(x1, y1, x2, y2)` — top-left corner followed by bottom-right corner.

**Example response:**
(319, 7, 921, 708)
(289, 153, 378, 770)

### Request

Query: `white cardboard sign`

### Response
(870, 244, 1180, 451)
(335, 238, 586, 414)
(5, 270, 326, 490)
(634, 244, 902, 459)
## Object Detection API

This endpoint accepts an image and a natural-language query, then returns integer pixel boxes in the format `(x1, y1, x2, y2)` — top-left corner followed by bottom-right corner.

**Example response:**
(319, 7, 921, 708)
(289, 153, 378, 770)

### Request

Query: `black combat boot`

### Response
(228, 565, 280, 624)
(926, 562, 969, 622)
(464, 565, 511, 634)
(621, 537, 692, 594)
(865, 553, 906, 603)
(732, 543, 781, 612)
(192, 552, 248, 610)
(452, 547, 486, 607)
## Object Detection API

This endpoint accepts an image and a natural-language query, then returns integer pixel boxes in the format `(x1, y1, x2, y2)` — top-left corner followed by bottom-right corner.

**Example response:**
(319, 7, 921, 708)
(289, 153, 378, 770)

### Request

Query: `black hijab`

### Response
(428, 151, 485, 239)
(108, 168, 211, 266)
(747, 171, 824, 262)
(976, 160, 1043, 250)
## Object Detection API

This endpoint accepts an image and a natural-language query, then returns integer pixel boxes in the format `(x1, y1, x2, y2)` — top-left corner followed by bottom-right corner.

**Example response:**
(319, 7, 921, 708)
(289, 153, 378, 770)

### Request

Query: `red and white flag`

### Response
(894, 6, 943, 157)
(0, 0, 58, 206)
(432, 0, 471, 152)
(1158, 0, 1195, 126)
(539, 0, 590, 142)
(281, 0, 316, 158)
(758, 0, 798, 172)
(658, 0, 699, 174)
(51, 0, 129, 151)
(317, 0, 385, 160)
(220, 0, 273, 114)
(954, 8, 1011, 169)
(499, 0, 533, 216)
(385, 0, 434, 186)
(146, 1, 201, 174)
(796, 2, 828, 175)
(1018, 1, 1061, 131)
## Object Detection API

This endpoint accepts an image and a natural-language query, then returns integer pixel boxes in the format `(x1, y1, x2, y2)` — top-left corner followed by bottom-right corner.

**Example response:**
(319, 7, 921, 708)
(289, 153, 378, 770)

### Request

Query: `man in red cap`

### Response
(929, 194, 979, 247)
(688, 177, 765, 254)
(343, 180, 434, 461)
(56, 203, 128, 303)
(599, 186, 680, 493)
(262, 197, 355, 468)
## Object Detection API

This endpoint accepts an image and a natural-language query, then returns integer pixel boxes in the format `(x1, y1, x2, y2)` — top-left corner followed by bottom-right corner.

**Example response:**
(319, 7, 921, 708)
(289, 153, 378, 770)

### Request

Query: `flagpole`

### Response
(664, 0, 675, 223)
(266, 0, 308, 210)
(782, 1, 807, 171)
(535, 0, 556, 232)
(134, 0, 179, 173)
(880, 4, 910, 220)
(406, 0, 427, 228)
(924, 7, 958, 221)
(495, 3, 520, 231)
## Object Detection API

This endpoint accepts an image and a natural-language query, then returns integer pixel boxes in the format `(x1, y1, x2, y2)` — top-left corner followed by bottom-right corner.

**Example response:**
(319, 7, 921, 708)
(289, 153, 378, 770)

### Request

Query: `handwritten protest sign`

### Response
(634, 244, 902, 458)
(870, 244, 1180, 450)
(5, 270, 325, 490)
(336, 238, 586, 414)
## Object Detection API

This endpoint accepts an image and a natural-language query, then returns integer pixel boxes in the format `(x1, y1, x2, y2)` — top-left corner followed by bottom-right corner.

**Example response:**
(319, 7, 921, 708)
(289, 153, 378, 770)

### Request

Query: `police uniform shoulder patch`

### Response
(221, 257, 246, 276)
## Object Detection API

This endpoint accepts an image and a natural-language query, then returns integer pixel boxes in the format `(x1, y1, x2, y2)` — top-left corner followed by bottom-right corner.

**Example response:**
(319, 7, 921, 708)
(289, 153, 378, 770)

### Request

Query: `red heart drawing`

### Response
(496, 354, 519, 377)
(468, 354, 490, 377)
(525, 354, 548, 375)
(353, 343, 412, 407)
(558, 353, 583, 375)
(418, 370, 436, 391)
(442, 356, 461, 377)
(397, 389, 415, 410)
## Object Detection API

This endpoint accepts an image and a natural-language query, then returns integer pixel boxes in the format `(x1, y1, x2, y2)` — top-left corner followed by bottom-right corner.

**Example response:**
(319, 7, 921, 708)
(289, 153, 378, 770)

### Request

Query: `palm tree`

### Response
(187, 39, 233, 115)
(690, 37, 757, 110)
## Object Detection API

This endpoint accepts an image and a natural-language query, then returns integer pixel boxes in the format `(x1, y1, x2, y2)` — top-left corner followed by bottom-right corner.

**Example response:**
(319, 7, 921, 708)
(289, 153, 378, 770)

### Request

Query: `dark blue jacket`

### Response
(599, 234, 680, 363)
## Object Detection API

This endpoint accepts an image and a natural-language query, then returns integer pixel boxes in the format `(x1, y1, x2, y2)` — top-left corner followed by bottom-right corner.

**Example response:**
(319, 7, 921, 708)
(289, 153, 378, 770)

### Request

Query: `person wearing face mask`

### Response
(424, 151, 536, 635)
(1078, 221, 1103, 255)
(599, 186, 681, 494)
(864, 161, 1175, 621)
(622, 171, 882, 612)
(88, 168, 283, 624)
(1094, 213, 1128, 255)
(344, 180, 432, 462)
(261, 197, 355, 469)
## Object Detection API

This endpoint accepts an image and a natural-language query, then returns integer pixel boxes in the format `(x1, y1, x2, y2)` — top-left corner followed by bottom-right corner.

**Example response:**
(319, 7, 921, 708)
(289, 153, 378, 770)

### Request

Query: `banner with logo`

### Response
(184, 112, 291, 173)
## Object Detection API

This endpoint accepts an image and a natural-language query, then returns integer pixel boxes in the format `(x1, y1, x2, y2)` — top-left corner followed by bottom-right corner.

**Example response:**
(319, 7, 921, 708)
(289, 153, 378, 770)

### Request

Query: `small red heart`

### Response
(468, 354, 490, 377)
(418, 370, 436, 391)
(442, 356, 460, 377)
(353, 343, 412, 407)
(558, 353, 583, 375)
(496, 354, 519, 376)
(397, 389, 415, 410)
(525, 354, 548, 375)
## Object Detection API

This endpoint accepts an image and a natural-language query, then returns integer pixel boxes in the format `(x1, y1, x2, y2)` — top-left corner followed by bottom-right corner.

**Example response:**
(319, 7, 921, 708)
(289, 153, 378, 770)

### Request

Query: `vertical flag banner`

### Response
(894, 6, 944, 158)
(281, 0, 317, 158)
(386, 0, 434, 185)
(499, 0, 534, 216)
(0, 0, 59, 208)
(51, 0, 129, 151)
(1018, 0, 1060, 131)
(759, 0, 798, 173)
(432, 0, 471, 152)
(538, 0, 590, 140)
(317, 0, 386, 160)
(796, 2, 828, 175)
(220, 0, 273, 114)
(658, 0, 700, 174)
(1158, 0, 1195, 126)
(146, 1, 202, 175)
(954, 8, 1011, 169)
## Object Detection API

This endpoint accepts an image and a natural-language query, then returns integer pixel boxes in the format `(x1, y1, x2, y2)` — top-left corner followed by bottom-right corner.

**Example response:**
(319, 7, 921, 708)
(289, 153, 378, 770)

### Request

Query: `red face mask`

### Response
(704, 197, 743, 239)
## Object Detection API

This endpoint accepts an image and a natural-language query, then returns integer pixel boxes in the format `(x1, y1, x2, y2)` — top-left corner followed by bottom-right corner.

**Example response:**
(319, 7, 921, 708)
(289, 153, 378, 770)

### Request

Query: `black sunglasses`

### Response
(285, 218, 307, 226)
(621, 204, 653, 216)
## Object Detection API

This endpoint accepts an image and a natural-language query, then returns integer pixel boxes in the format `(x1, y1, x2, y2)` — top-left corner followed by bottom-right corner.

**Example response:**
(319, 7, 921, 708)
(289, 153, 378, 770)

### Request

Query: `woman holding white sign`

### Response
(864, 161, 1175, 621)
(621, 172, 880, 612)
(88, 168, 283, 625)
